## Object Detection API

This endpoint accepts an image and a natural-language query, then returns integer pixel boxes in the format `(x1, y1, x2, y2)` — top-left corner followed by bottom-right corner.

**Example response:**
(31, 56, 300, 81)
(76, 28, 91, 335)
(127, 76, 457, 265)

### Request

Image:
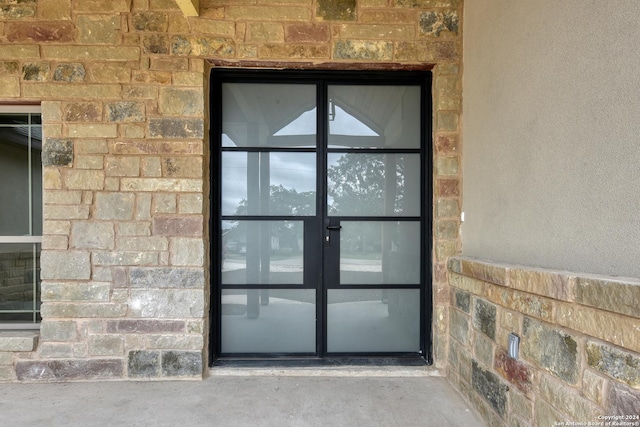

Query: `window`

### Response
(0, 106, 42, 327)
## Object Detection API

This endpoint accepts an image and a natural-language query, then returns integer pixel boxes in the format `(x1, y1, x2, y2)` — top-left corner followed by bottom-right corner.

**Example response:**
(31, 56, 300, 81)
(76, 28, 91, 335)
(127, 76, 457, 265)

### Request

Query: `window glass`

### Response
(0, 111, 42, 325)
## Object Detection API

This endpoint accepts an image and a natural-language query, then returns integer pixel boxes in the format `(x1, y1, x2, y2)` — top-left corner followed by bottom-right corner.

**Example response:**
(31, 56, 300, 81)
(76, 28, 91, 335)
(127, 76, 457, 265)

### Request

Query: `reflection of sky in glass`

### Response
(221, 152, 316, 216)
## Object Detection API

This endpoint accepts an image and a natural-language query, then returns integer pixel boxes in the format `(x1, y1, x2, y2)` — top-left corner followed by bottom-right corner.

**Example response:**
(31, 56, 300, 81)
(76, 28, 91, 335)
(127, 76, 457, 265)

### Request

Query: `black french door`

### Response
(210, 70, 432, 361)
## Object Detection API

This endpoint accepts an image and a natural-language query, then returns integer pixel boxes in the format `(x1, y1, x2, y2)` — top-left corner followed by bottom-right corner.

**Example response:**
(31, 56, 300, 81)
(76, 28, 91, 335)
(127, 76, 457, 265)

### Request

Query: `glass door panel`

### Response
(339, 221, 420, 285)
(327, 153, 421, 217)
(326, 289, 421, 352)
(221, 289, 316, 353)
(327, 85, 421, 149)
(221, 152, 316, 216)
(222, 220, 304, 285)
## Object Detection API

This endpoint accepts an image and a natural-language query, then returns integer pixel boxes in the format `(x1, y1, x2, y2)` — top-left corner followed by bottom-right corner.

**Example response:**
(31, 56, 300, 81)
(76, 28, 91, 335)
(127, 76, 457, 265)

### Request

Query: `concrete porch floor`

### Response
(0, 371, 486, 426)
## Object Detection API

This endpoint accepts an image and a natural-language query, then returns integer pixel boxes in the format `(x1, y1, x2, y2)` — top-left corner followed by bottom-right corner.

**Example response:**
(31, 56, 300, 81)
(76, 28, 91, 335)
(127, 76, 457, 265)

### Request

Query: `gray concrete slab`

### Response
(0, 375, 484, 426)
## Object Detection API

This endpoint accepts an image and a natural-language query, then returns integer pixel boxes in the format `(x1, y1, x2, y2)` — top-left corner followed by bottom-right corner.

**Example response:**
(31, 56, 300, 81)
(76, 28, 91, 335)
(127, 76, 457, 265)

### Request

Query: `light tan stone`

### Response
(65, 170, 105, 190)
(67, 124, 118, 138)
(0, 76, 20, 97)
(121, 178, 202, 192)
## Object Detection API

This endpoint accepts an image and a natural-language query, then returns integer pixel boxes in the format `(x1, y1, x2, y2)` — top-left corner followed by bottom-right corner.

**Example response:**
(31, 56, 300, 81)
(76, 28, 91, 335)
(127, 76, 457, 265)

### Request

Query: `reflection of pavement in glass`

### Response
(221, 295, 418, 354)
(222, 257, 303, 273)
(340, 258, 382, 272)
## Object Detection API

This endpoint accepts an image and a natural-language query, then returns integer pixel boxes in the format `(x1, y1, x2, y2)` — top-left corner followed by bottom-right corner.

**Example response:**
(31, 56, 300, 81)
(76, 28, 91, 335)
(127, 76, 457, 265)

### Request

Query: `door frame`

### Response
(209, 69, 433, 365)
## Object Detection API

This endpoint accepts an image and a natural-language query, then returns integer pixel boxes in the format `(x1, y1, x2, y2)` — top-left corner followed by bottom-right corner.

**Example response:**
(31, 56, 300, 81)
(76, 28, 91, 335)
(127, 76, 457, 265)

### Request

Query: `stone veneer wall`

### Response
(0, 0, 462, 381)
(448, 257, 640, 426)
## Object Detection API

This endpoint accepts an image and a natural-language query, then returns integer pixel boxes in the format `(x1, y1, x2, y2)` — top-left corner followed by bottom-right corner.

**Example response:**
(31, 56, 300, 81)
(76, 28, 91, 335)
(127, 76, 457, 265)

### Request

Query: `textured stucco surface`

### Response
(462, 0, 640, 277)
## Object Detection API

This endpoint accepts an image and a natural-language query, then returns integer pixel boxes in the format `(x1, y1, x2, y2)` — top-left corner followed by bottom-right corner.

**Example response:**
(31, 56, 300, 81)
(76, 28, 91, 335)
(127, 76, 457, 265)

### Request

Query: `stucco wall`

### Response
(462, 0, 640, 278)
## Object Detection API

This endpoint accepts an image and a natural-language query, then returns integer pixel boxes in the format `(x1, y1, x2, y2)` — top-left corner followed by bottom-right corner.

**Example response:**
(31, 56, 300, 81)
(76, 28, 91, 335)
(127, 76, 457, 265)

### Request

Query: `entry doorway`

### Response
(211, 70, 432, 361)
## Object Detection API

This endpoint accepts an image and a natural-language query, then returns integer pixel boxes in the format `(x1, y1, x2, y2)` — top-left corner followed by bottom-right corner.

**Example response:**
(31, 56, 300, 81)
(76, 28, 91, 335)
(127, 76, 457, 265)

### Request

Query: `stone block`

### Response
(0, 76, 20, 97)
(161, 351, 202, 377)
(436, 199, 459, 218)
(149, 118, 204, 139)
(494, 349, 533, 394)
(142, 34, 169, 54)
(107, 320, 185, 334)
(73, 0, 130, 12)
(96, 192, 135, 220)
(41, 302, 127, 318)
(153, 193, 176, 213)
(71, 222, 114, 250)
(171, 238, 204, 266)
(461, 259, 507, 286)
(333, 40, 393, 61)
(41, 282, 111, 302)
(0, 352, 13, 365)
(360, 9, 415, 23)
(105, 156, 140, 177)
(557, 303, 640, 353)
(260, 43, 330, 59)
(575, 276, 640, 318)
(247, 23, 284, 43)
(121, 178, 202, 193)
(317, 0, 355, 21)
(454, 289, 470, 313)
(171, 35, 234, 57)
(582, 369, 605, 406)
(586, 341, 640, 387)
(508, 389, 532, 423)
(534, 399, 564, 427)
(340, 24, 415, 40)
(64, 103, 102, 122)
(75, 155, 103, 170)
(450, 308, 469, 344)
(112, 140, 202, 155)
(0, 331, 38, 352)
(117, 222, 151, 236)
(92, 251, 158, 266)
(68, 123, 118, 139)
(128, 350, 161, 378)
(158, 88, 204, 116)
(15, 359, 123, 381)
(0, 61, 20, 75)
(473, 299, 496, 340)
(117, 236, 168, 251)
(509, 268, 573, 301)
(40, 320, 78, 342)
(419, 10, 459, 37)
(132, 70, 172, 84)
(226, 5, 310, 21)
(0, 5, 36, 19)
(129, 289, 205, 318)
(42, 138, 73, 167)
(44, 220, 71, 235)
(42, 46, 140, 61)
(492, 288, 553, 323)
(90, 63, 131, 83)
(77, 15, 120, 45)
(24, 84, 122, 100)
(88, 335, 124, 356)
(539, 375, 603, 421)
(607, 381, 640, 417)
(130, 267, 204, 289)
(474, 332, 494, 368)
(471, 360, 508, 418)
(522, 317, 578, 384)
(173, 71, 203, 86)
(105, 102, 145, 122)
(435, 220, 458, 239)
(53, 63, 86, 82)
(147, 335, 203, 350)
(40, 251, 91, 280)
(65, 169, 105, 190)
(38, 0, 72, 20)
(436, 178, 459, 197)
(132, 12, 168, 32)
(285, 23, 329, 43)
(178, 194, 203, 214)
(136, 193, 152, 220)
(0, 45, 40, 59)
(435, 156, 459, 176)
(152, 215, 203, 236)
(22, 62, 50, 81)
(44, 205, 90, 220)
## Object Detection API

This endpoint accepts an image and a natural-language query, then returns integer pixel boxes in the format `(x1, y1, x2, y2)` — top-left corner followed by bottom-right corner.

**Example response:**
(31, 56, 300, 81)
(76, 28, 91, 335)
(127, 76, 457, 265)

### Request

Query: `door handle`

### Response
(326, 225, 342, 230)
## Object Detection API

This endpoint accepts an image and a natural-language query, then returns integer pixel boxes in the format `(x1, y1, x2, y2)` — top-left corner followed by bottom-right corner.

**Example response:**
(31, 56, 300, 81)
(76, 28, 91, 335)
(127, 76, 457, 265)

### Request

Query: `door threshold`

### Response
(210, 358, 441, 377)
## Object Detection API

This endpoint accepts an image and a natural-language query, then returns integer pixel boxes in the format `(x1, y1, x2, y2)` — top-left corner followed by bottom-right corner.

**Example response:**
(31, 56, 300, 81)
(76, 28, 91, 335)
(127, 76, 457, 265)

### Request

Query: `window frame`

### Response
(0, 104, 43, 329)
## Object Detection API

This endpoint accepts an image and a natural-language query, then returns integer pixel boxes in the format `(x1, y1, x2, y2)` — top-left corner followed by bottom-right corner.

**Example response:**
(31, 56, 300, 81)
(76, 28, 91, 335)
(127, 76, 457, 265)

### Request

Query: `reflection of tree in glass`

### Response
(230, 185, 313, 254)
(327, 153, 405, 216)
(328, 154, 405, 256)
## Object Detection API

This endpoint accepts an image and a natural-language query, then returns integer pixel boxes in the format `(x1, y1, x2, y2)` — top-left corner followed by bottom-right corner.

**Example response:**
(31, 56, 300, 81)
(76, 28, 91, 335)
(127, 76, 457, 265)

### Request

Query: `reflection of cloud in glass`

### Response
(221, 152, 316, 216)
